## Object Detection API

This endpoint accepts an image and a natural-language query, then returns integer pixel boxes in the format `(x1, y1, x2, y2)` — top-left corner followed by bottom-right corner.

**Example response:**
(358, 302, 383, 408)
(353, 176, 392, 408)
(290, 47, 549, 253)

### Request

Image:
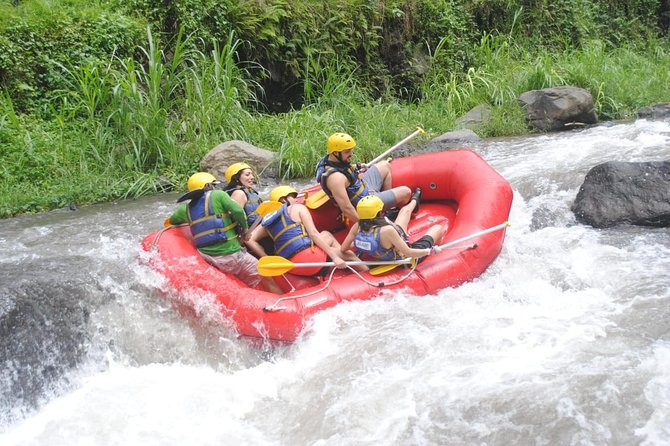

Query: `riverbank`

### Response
(2, 38, 670, 219)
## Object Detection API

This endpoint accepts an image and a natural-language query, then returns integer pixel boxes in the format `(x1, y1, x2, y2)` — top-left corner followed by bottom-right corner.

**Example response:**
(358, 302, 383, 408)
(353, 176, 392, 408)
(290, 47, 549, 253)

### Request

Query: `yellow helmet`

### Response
(270, 185, 298, 202)
(187, 172, 216, 191)
(356, 195, 384, 219)
(225, 162, 252, 183)
(327, 132, 356, 154)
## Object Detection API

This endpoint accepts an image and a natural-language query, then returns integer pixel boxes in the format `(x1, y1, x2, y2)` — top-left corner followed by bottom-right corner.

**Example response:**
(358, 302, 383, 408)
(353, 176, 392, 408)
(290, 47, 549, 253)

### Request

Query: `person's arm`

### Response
(339, 222, 359, 253)
(245, 225, 270, 257)
(169, 203, 188, 225)
(384, 227, 431, 259)
(218, 190, 249, 231)
(229, 189, 248, 209)
(327, 173, 359, 223)
(296, 205, 345, 267)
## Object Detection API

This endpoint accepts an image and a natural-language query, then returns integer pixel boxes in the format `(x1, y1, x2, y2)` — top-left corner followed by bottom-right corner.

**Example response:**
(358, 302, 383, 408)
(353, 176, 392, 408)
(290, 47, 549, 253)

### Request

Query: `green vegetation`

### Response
(1, 0, 669, 218)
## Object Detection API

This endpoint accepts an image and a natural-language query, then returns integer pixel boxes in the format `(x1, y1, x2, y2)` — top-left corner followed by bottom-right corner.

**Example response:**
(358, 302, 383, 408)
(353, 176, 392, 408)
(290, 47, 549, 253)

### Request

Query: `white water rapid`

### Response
(1, 119, 669, 445)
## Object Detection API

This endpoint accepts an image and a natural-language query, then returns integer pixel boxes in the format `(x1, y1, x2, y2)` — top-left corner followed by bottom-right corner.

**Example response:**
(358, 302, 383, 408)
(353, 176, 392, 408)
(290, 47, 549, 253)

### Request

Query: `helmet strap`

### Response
(333, 151, 348, 165)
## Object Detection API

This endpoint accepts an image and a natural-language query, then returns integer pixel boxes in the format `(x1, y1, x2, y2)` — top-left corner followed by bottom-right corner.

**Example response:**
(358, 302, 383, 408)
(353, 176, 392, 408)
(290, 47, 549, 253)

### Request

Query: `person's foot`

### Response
(411, 188, 422, 214)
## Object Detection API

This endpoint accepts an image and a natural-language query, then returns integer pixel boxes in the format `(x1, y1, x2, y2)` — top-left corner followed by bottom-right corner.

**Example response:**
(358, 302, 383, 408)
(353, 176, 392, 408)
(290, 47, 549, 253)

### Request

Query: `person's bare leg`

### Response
(393, 197, 418, 231)
(426, 225, 445, 245)
(391, 186, 412, 207)
(318, 231, 338, 247)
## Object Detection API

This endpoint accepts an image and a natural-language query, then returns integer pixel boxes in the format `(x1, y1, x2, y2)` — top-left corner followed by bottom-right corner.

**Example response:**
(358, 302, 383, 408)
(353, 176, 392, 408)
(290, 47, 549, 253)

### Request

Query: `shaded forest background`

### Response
(1, 0, 669, 217)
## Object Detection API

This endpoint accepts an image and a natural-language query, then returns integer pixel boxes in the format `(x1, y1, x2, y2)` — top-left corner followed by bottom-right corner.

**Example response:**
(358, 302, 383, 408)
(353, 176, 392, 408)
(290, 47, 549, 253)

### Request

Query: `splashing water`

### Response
(1, 120, 669, 445)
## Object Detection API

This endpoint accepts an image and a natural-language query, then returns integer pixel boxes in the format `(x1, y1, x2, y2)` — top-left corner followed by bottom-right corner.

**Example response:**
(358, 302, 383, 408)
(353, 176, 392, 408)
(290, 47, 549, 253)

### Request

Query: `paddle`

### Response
(256, 200, 282, 215)
(367, 126, 425, 165)
(258, 221, 509, 276)
(257, 255, 413, 277)
(305, 126, 426, 209)
(245, 200, 282, 234)
(432, 221, 510, 254)
(368, 221, 511, 275)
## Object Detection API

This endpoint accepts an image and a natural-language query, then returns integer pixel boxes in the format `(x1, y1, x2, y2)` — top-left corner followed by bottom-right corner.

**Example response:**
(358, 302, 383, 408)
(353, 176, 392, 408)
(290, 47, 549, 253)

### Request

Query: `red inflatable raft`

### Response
(141, 149, 513, 342)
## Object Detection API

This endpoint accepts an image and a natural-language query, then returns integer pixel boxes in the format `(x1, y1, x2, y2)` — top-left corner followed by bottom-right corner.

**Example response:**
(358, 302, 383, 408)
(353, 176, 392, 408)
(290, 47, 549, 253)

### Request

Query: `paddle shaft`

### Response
(245, 216, 263, 235)
(367, 127, 425, 166)
(281, 259, 412, 269)
(258, 222, 509, 276)
(433, 222, 510, 253)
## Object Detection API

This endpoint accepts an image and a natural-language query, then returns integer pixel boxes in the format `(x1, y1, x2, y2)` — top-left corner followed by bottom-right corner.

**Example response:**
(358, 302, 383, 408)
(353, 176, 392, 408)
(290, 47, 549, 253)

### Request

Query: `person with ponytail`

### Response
(340, 192, 444, 262)
(223, 162, 264, 226)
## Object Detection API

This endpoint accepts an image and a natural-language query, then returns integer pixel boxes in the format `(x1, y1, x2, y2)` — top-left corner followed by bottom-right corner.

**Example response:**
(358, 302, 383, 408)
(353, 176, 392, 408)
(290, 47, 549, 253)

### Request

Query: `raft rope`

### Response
(262, 243, 478, 312)
(152, 226, 477, 312)
(279, 274, 297, 293)
(263, 261, 421, 312)
(264, 267, 339, 312)
(150, 224, 188, 248)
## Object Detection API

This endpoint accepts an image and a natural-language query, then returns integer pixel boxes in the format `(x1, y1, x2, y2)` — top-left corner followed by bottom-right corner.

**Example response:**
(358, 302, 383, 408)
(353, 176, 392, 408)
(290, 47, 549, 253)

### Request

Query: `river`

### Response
(1, 119, 669, 445)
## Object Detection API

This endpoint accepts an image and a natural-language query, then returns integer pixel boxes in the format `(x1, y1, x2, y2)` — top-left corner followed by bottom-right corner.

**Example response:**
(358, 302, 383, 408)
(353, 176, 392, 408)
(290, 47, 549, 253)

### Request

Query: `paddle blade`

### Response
(368, 263, 402, 275)
(368, 257, 416, 275)
(163, 217, 172, 227)
(257, 256, 296, 276)
(257, 200, 282, 216)
(305, 190, 330, 209)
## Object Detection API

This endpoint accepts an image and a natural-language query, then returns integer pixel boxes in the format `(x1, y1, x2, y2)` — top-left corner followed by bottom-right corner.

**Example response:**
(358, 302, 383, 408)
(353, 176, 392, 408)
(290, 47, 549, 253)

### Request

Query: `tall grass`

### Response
(2, 27, 670, 218)
(180, 31, 261, 147)
(0, 26, 262, 217)
(420, 32, 670, 137)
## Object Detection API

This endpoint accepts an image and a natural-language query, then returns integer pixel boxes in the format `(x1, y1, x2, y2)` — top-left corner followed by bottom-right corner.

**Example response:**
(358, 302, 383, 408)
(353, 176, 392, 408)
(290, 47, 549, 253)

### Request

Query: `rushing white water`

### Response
(1, 120, 669, 445)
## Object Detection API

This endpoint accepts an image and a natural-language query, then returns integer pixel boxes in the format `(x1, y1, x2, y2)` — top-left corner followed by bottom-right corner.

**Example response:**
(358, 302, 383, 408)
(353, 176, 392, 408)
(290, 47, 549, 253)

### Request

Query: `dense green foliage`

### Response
(1, 0, 669, 218)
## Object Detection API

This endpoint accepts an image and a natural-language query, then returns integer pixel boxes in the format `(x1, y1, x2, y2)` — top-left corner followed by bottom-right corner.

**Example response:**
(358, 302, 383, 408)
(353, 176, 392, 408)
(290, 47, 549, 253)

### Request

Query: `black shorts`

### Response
(408, 235, 435, 263)
(408, 235, 435, 250)
(316, 256, 334, 276)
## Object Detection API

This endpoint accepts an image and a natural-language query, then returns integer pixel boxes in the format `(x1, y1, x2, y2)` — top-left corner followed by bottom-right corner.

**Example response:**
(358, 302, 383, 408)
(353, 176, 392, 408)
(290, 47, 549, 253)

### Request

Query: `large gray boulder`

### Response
(200, 140, 279, 181)
(395, 129, 481, 158)
(572, 161, 670, 228)
(1, 280, 92, 410)
(455, 105, 492, 130)
(519, 86, 598, 132)
(637, 103, 670, 120)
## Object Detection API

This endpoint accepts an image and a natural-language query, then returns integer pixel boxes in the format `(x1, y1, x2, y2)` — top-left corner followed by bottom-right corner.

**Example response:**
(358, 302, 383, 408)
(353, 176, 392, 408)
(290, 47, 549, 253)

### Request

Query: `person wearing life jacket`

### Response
(168, 172, 282, 294)
(340, 194, 445, 263)
(315, 132, 414, 225)
(223, 162, 263, 226)
(246, 185, 366, 276)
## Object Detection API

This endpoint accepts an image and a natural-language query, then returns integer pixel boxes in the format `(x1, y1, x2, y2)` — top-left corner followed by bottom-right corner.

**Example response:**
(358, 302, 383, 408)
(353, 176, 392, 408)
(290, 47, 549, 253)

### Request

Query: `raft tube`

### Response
(141, 149, 513, 342)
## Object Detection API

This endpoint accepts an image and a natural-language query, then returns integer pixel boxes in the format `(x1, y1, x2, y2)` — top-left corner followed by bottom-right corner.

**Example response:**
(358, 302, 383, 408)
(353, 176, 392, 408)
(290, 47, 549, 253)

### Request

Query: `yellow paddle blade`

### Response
(305, 189, 331, 209)
(257, 200, 282, 216)
(163, 216, 172, 227)
(368, 257, 417, 275)
(257, 256, 297, 276)
(368, 263, 402, 275)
